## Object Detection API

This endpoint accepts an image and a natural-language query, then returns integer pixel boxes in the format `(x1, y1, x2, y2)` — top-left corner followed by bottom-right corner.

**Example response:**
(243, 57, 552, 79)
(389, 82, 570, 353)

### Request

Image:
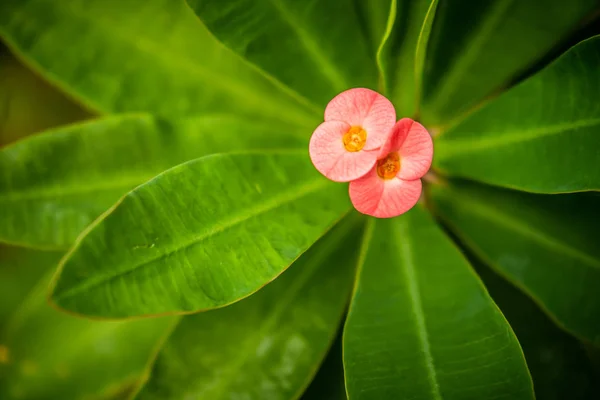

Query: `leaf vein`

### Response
(453, 191, 600, 270)
(266, 0, 347, 91)
(395, 218, 443, 400)
(54, 177, 330, 300)
(439, 117, 600, 157)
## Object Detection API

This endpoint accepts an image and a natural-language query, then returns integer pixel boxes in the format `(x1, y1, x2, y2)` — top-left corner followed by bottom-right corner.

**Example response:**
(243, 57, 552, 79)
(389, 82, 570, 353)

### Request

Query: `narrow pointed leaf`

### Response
(0, 114, 305, 249)
(343, 206, 534, 400)
(429, 180, 600, 344)
(185, 0, 377, 106)
(474, 258, 600, 400)
(135, 216, 361, 400)
(434, 36, 600, 193)
(0, 0, 317, 125)
(355, 0, 394, 60)
(374, 0, 396, 95)
(420, 0, 597, 125)
(51, 152, 350, 318)
(379, 0, 439, 116)
(0, 249, 173, 400)
(0, 51, 89, 146)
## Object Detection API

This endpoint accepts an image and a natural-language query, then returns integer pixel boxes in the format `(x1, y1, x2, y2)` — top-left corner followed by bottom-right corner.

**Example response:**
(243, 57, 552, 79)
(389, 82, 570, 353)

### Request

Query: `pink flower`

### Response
(349, 118, 433, 218)
(309, 88, 396, 182)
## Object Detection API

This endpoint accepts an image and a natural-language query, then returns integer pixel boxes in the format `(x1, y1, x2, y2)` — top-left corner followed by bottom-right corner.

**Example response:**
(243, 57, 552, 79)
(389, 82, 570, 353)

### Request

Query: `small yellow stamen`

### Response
(343, 126, 367, 152)
(377, 152, 401, 180)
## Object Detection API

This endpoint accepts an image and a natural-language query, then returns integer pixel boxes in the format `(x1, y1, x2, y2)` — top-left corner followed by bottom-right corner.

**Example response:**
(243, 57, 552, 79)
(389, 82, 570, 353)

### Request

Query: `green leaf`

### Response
(301, 335, 346, 400)
(343, 206, 534, 400)
(0, 0, 317, 126)
(433, 35, 600, 193)
(0, 50, 89, 147)
(51, 151, 351, 318)
(0, 245, 61, 330)
(374, 0, 396, 95)
(185, 0, 378, 106)
(379, 0, 439, 116)
(355, 0, 393, 60)
(0, 249, 174, 400)
(420, 0, 597, 126)
(0, 114, 305, 249)
(473, 258, 600, 400)
(429, 180, 600, 345)
(134, 215, 362, 400)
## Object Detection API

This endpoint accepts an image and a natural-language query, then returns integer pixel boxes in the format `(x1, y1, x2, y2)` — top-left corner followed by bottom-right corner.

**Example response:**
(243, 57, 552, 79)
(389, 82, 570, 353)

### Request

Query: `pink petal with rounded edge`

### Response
(349, 168, 422, 218)
(309, 120, 379, 182)
(324, 88, 395, 151)
(379, 118, 433, 181)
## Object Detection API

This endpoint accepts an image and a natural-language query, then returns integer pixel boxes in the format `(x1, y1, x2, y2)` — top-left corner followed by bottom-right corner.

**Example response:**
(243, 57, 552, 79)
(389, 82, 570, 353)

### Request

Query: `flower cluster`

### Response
(309, 88, 433, 218)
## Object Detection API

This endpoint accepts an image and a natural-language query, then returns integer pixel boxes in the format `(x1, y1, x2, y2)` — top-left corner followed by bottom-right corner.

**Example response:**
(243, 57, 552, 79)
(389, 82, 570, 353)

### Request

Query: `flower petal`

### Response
(309, 121, 378, 182)
(324, 88, 395, 150)
(349, 169, 422, 218)
(379, 118, 433, 180)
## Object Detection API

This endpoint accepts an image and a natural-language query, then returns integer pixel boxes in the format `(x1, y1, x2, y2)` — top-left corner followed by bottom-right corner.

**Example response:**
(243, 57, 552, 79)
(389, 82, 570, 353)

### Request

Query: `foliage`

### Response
(1, 0, 599, 399)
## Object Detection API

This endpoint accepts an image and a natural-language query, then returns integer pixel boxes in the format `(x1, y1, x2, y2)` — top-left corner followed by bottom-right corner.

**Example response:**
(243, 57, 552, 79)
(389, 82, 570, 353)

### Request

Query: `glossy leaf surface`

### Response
(474, 258, 600, 400)
(430, 180, 600, 344)
(0, 249, 173, 400)
(0, 114, 305, 249)
(434, 36, 600, 193)
(186, 0, 377, 106)
(135, 216, 361, 400)
(0, 0, 317, 125)
(344, 206, 534, 400)
(0, 50, 89, 146)
(51, 152, 350, 318)
(421, 0, 597, 125)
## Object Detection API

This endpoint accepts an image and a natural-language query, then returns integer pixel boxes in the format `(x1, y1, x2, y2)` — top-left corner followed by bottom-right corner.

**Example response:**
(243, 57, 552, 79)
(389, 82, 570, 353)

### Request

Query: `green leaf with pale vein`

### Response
(50, 152, 350, 318)
(434, 36, 600, 193)
(343, 206, 534, 400)
(474, 259, 600, 400)
(0, 114, 305, 249)
(0, 247, 173, 400)
(429, 180, 600, 345)
(134, 215, 361, 400)
(185, 0, 377, 106)
(0, 0, 317, 125)
(420, 0, 597, 126)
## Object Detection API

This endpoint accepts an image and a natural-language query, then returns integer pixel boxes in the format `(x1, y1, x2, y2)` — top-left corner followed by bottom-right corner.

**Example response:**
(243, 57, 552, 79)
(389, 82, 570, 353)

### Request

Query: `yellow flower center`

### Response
(343, 126, 367, 152)
(377, 152, 401, 180)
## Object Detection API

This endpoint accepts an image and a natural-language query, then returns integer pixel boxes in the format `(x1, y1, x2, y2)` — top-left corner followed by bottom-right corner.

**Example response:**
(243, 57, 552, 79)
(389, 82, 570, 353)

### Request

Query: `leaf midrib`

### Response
(54, 177, 332, 300)
(266, 0, 348, 91)
(450, 190, 600, 270)
(395, 218, 443, 400)
(437, 117, 600, 158)
(0, 176, 152, 202)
